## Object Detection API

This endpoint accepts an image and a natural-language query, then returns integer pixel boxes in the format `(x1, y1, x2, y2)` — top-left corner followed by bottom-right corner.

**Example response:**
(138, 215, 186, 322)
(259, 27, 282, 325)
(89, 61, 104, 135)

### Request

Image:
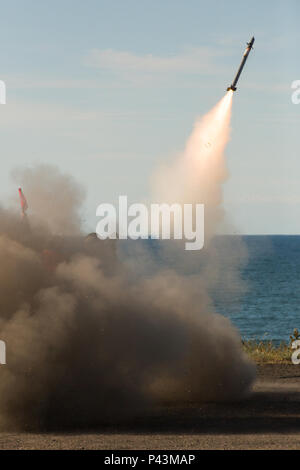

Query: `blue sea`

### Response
(222, 235, 300, 344)
(120, 236, 300, 343)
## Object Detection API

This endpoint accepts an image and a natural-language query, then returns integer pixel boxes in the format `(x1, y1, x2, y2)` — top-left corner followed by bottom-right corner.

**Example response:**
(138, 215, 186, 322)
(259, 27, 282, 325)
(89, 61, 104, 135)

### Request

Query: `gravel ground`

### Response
(1, 364, 300, 450)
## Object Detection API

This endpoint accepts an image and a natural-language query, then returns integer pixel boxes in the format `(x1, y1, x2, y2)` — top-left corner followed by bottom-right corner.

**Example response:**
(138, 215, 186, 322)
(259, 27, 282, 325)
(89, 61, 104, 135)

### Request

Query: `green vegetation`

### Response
(242, 329, 300, 364)
(242, 340, 291, 364)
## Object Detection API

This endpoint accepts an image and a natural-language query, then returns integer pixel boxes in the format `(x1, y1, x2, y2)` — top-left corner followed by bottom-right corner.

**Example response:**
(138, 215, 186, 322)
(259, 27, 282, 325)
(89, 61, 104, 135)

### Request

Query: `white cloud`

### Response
(0, 100, 181, 131)
(244, 81, 292, 93)
(5, 77, 102, 90)
(86, 47, 220, 75)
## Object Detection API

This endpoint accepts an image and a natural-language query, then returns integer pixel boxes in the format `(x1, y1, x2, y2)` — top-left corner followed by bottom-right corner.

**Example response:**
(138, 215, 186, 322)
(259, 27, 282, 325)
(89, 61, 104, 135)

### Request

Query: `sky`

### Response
(0, 0, 299, 234)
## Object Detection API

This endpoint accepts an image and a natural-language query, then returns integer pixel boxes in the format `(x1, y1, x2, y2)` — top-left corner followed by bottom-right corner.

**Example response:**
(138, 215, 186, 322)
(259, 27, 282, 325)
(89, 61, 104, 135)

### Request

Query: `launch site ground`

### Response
(0, 364, 300, 450)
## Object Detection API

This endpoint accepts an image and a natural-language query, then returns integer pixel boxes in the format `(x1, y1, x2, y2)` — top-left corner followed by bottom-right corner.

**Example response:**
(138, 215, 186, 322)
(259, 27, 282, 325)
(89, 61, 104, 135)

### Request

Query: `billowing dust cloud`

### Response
(0, 94, 255, 430)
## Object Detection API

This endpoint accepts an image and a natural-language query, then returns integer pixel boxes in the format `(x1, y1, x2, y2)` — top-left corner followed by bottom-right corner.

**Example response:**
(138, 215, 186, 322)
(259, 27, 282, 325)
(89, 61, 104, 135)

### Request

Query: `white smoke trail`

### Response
(153, 91, 233, 240)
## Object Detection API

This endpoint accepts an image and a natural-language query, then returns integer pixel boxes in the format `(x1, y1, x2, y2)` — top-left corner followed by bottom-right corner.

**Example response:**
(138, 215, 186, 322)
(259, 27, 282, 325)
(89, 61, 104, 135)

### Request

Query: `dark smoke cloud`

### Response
(12, 164, 85, 236)
(0, 165, 255, 430)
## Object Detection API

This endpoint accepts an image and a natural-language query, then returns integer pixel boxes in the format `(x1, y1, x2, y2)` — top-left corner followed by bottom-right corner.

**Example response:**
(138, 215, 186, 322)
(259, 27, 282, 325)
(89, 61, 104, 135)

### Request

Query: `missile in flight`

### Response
(227, 36, 255, 92)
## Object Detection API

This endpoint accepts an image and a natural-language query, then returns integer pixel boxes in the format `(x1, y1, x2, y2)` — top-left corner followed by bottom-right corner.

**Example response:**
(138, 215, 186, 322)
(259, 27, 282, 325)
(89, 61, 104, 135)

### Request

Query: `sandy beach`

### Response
(0, 364, 299, 450)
